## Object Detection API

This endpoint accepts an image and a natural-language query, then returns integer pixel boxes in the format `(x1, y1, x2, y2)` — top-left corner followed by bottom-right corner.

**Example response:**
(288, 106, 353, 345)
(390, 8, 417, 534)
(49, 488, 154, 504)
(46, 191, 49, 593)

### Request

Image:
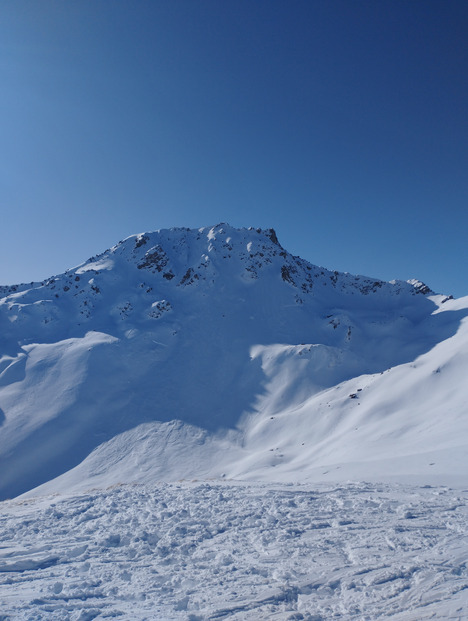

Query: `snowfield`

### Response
(1, 481, 467, 620)
(1, 224, 468, 618)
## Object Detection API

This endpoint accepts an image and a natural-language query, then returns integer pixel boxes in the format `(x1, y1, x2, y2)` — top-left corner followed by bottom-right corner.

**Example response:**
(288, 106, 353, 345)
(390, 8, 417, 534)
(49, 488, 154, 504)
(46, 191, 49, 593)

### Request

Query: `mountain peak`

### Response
(0, 224, 439, 348)
(2, 224, 466, 500)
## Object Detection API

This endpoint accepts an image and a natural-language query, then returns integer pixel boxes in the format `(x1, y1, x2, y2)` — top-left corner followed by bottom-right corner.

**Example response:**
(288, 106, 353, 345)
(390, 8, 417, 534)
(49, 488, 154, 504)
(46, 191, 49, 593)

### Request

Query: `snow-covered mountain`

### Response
(1, 223, 467, 500)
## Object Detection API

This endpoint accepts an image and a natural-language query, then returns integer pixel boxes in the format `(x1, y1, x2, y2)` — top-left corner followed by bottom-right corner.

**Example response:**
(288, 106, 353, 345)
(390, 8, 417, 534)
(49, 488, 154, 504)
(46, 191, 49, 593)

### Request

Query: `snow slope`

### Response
(0, 224, 467, 499)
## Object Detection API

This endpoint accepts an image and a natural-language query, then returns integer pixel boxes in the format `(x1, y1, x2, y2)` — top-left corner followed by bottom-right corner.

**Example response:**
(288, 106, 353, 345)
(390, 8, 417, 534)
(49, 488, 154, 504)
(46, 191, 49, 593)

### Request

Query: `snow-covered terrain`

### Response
(1, 481, 467, 620)
(1, 224, 467, 618)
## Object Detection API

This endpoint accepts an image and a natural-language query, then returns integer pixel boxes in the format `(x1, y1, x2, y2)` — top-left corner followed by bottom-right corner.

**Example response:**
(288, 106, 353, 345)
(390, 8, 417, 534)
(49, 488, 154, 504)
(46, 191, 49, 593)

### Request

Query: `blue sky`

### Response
(1, 0, 467, 296)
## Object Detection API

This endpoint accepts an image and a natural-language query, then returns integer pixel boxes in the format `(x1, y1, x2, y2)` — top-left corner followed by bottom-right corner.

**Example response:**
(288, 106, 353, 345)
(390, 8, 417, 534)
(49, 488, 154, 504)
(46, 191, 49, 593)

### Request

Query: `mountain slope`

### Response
(0, 224, 467, 499)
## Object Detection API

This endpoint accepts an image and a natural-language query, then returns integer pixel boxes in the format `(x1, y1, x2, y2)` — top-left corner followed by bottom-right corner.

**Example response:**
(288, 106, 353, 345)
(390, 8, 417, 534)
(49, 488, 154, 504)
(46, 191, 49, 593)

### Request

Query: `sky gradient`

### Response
(1, 0, 467, 296)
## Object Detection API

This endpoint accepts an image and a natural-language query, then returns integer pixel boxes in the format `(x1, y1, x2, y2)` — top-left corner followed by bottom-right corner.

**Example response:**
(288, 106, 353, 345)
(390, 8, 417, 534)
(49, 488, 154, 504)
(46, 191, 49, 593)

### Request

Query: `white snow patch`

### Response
(76, 257, 115, 273)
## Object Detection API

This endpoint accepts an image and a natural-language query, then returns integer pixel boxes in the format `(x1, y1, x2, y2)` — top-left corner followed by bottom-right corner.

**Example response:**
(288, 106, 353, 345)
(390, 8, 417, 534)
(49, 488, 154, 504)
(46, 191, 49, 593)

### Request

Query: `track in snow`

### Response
(1, 481, 467, 620)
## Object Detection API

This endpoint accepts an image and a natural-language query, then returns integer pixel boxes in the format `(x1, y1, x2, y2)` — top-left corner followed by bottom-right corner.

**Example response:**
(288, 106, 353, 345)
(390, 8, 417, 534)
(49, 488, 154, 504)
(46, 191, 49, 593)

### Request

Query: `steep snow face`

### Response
(0, 224, 467, 499)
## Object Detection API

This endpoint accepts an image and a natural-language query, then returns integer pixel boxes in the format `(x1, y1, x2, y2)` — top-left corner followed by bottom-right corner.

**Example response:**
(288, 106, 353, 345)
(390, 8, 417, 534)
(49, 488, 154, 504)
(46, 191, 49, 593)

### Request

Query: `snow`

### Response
(1, 223, 468, 618)
(1, 481, 467, 620)
(75, 257, 115, 274)
(17, 295, 468, 499)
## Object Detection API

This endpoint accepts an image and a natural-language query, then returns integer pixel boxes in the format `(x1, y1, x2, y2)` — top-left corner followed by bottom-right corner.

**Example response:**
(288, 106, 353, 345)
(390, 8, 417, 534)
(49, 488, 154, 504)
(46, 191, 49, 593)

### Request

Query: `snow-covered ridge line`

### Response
(0, 223, 467, 501)
(0, 223, 446, 377)
(0, 223, 437, 299)
(0, 223, 442, 342)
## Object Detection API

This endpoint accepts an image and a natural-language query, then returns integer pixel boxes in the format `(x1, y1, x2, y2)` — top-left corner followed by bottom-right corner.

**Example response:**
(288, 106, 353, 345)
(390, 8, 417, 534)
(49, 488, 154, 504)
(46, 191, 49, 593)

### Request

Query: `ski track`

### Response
(1, 481, 467, 620)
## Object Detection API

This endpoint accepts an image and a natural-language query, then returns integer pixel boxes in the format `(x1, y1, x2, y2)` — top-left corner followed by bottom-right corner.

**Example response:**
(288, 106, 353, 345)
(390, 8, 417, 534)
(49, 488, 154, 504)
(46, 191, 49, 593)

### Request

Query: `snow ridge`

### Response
(0, 224, 437, 342)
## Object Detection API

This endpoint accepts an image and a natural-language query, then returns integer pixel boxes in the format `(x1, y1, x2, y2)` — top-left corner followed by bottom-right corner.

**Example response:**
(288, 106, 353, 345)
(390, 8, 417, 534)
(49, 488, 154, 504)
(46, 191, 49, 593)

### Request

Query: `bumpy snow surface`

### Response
(1, 224, 468, 618)
(1, 482, 467, 620)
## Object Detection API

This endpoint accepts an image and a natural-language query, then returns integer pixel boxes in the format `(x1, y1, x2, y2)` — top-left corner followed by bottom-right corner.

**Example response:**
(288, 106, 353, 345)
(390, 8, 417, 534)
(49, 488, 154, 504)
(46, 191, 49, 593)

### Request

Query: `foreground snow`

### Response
(1, 481, 467, 620)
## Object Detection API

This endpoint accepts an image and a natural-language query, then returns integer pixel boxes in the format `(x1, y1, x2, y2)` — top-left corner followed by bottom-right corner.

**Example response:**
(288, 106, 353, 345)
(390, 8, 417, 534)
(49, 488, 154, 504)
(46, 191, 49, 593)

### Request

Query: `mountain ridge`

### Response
(0, 223, 440, 303)
(0, 224, 467, 499)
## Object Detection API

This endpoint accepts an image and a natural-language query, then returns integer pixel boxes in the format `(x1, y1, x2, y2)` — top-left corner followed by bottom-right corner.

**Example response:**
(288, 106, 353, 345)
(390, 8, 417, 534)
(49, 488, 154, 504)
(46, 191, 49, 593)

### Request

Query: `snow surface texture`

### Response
(1, 481, 467, 620)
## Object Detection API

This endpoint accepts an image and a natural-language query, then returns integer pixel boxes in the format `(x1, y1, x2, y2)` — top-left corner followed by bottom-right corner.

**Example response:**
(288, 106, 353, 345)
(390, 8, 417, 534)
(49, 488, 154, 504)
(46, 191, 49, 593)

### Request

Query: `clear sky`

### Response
(1, 0, 467, 296)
